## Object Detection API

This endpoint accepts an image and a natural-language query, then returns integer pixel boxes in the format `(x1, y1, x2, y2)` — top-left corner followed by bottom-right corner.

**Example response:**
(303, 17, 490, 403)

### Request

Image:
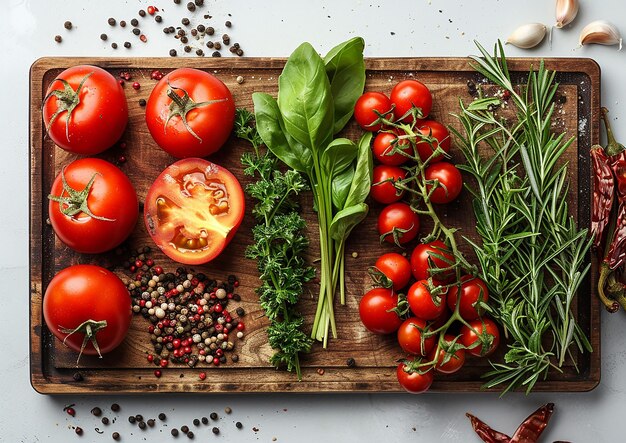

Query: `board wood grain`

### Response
(30, 56, 600, 394)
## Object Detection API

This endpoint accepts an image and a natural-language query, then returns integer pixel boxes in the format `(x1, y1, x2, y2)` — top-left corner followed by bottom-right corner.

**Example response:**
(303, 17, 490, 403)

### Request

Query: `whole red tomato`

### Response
(43, 265, 131, 357)
(42, 65, 128, 155)
(372, 131, 411, 166)
(410, 240, 455, 282)
(371, 165, 406, 204)
(377, 203, 420, 245)
(48, 158, 138, 254)
(359, 288, 402, 334)
(447, 275, 489, 320)
(429, 335, 466, 374)
(146, 68, 235, 158)
(397, 317, 436, 356)
(373, 252, 412, 291)
(424, 162, 463, 204)
(390, 79, 432, 122)
(406, 280, 447, 321)
(144, 158, 245, 265)
(415, 120, 451, 163)
(354, 92, 392, 132)
(396, 362, 434, 394)
(460, 318, 500, 357)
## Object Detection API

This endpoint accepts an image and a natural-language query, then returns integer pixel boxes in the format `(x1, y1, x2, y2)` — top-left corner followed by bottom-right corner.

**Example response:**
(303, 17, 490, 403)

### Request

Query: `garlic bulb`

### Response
(506, 23, 547, 49)
(555, 0, 579, 28)
(580, 20, 623, 50)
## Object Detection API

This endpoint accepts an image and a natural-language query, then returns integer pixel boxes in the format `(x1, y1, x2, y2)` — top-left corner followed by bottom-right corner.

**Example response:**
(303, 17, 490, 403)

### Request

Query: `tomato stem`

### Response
(58, 319, 108, 364)
(48, 169, 116, 221)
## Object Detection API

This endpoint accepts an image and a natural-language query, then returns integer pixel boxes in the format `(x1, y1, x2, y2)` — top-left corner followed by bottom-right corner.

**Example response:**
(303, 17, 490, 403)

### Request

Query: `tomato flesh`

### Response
(144, 159, 245, 264)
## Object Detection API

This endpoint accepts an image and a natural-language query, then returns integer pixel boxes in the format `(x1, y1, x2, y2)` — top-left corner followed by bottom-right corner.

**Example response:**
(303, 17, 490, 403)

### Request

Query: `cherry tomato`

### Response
(373, 253, 412, 291)
(371, 165, 406, 204)
(359, 288, 402, 334)
(429, 335, 466, 374)
(144, 158, 245, 265)
(146, 68, 235, 158)
(354, 92, 392, 132)
(410, 240, 455, 282)
(460, 317, 500, 357)
(43, 265, 131, 357)
(377, 203, 420, 245)
(406, 280, 447, 321)
(415, 120, 451, 163)
(42, 65, 128, 155)
(424, 162, 463, 204)
(48, 158, 138, 254)
(447, 275, 489, 321)
(372, 130, 411, 166)
(397, 317, 436, 356)
(390, 79, 432, 123)
(396, 362, 434, 394)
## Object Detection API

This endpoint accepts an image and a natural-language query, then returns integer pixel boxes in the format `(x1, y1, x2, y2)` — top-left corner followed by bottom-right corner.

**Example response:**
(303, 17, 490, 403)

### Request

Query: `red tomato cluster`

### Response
(41, 65, 242, 361)
(355, 80, 500, 394)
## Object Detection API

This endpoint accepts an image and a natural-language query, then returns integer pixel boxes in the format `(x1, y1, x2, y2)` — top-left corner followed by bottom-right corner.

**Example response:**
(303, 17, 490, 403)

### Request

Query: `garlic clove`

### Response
(580, 20, 623, 50)
(555, 0, 579, 28)
(506, 23, 547, 49)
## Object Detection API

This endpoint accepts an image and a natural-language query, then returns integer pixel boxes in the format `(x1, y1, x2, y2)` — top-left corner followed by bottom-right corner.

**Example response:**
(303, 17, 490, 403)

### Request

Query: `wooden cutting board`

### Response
(30, 56, 601, 394)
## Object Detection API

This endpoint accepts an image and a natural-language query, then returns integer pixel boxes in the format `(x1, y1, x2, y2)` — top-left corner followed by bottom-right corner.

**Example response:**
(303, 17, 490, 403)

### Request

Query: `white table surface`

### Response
(3, 0, 626, 441)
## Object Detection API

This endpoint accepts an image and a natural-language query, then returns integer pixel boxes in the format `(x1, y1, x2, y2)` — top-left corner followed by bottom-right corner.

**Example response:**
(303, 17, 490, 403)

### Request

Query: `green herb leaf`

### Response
(344, 132, 374, 208)
(329, 203, 368, 242)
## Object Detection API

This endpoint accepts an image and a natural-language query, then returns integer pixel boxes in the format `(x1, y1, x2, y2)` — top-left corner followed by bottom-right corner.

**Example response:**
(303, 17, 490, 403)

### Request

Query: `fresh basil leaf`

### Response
(252, 92, 313, 173)
(332, 166, 355, 211)
(344, 132, 373, 208)
(329, 203, 369, 242)
(278, 42, 334, 154)
(321, 138, 357, 177)
(324, 37, 366, 134)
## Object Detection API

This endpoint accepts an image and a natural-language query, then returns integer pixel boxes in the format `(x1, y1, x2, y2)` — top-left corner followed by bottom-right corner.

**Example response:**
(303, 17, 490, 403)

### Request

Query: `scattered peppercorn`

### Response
(182, 17, 190, 26)
(135, 414, 144, 422)
(210, 412, 218, 420)
(191, 28, 198, 36)
(73, 372, 83, 381)
(181, 425, 189, 433)
(139, 99, 147, 107)
(212, 427, 220, 435)
(140, 34, 147, 43)
(201, 417, 208, 425)
(66, 407, 76, 417)
(214, 42, 222, 50)
(171, 428, 179, 436)
(138, 421, 147, 430)
(225, 20, 232, 27)
(197, 24, 205, 33)
(317, 368, 325, 375)
(108, 17, 116, 26)
(91, 407, 102, 417)
(112, 432, 120, 440)
(195, 0, 204, 5)
(346, 357, 356, 367)
(100, 33, 108, 41)
(196, 49, 204, 56)
(236, 49, 244, 56)
(132, 28, 140, 36)
(187, 431, 194, 439)
(224, 407, 232, 414)
(206, 41, 214, 48)
(128, 416, 136, 424)
(131, 18, 139, 26)
(184, 45, 192, 53)
(111, 403, 120, 412)
(138, 9, 146, 17)
(181, 36, 189, 44)
(64, 21, 72, 30)
(170, 49, 177, 57)
(120, 20, 126, 27)
(206, 26, 214, 35)
(54, 35, 62, 43)
(102, 417, 110, 425)
(75, 427, 83, 435)
(193, 418, 200, 426)
(174, 0, 181, 4)
(124, 41, 131, 48)
(147, 418, 155, 427)
(187, 2, 196, 12)
(111, 42, 118, 49)
(222, 34, 230, 45)
(235, 422, 243, 429)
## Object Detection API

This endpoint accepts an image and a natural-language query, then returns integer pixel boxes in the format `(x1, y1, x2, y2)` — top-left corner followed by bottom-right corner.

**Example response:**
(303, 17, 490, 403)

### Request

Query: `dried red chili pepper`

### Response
(590, 145, 614, 251)
(466, 403, 556, 443)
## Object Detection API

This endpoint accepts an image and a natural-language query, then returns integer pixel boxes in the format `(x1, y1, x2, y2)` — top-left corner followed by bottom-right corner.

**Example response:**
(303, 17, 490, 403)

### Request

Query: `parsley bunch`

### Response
(236, 109, 314, 379)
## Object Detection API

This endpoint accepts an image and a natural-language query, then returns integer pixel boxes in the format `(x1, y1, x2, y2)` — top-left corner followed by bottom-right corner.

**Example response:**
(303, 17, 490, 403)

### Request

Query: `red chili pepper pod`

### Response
(590, 146, 615, 251)
(510, 403, 554, 443)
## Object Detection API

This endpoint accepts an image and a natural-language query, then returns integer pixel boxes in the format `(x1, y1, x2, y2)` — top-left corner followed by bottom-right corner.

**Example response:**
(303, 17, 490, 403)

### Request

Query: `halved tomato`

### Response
(144, 158, 245, 264)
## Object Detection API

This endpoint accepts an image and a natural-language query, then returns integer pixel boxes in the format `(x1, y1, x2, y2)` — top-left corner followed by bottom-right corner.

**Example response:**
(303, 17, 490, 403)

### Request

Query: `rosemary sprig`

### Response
(452, 41, 592, 394)
(235, 109, 315, 379)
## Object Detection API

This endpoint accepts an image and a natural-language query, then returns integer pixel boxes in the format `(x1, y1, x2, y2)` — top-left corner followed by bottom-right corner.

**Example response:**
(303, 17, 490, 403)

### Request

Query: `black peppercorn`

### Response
(181, 36, 188, 44)
(184, 45, 192, 53)
(201, 417, 208, 425)
(112, 431, 120, 440)
(235, 421, 243, 429)
(191, 28, 198, 36)
(111, 403, 120, 412)
(206, 41, 214, 48)
(139, 99, 146, 107)
(64, 21, 72, 30)
(102, 417, 110, 425)
(231, 354, 239, 362)
(138, 9, 146, 17)
(155, 15, 162, 23)
(124, 41, 131, 48)
(222, 34, 230, 45)
(169, 26, 175, 33)
(206, 26, 214, 35)
(196, 49, 204, 56)
(75, 427, 83, 435)
(182, 17, 190, 26)
(181, 425, 189, 433)
(187, 431, 194, 439)
(171, 428, 179, 436)
(132, 28, 140, 35)
(197, 24, 205, 33)
(54, 35, 62, 43)
(187, 2, 196, 12)
(163, 27, 170, 34)
(128, 416, 136, 424)
(120, 20, 126, 27)
(135, 414, 143, 422)
(235, 307, 245, 316)
(138, 421, 146, 430)
(212, 427, 220, 434)
(100, 33, 108, 40)
(346, 357, 356, 367)
(195, 0, 204, 5)
(174, 0, 181, 3)
(193, 418, 200, 426)
(236, 49, 244, 56)
(159, 412, 167, 421)
(91, 407, 102, 416)
(108, 18, 116, 26)
(131, 18, 139, 26)
(225, 20, 232, 27)
(210, 412, 218, 420)
(211, 51, 221, 57)
(147, 419, 155, 427)
(72, 372, 83, 381)
(214, 42, 222, 50)
(178, 29, 186, 36)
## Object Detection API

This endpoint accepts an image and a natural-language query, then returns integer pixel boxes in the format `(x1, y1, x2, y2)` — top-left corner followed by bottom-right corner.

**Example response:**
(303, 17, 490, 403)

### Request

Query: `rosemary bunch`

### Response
(235, 109, 315, 379)
(452, 41, 592, 394)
